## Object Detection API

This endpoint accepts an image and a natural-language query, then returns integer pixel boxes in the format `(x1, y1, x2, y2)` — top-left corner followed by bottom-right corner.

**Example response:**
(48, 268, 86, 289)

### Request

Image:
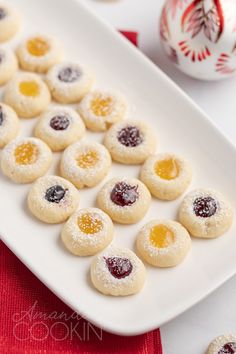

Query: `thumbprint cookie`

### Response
(28, 175, 79, 224)
(179, 188, 233, 238)
(34, 106, 85, 151)
(140, 153, 192, 200)
(3, 72, 51, 118)
(1, 137, 52, 183)
(0, 2, 20, 43)
(61, 207, 114, 256)
(206, 335, 236, 354)
(60, 140, 111, 189)
(46, 62, 93, 103)
(97, 177, 151, 224)
(78, 90, 127, 132)
(16, 34, 63, 73)
(90, 246, 146, 296)
(0, 103, 20, 148)
(0, 47, 18, 86)
(104, 119, 156, 164)
(136, 220, 191, 267)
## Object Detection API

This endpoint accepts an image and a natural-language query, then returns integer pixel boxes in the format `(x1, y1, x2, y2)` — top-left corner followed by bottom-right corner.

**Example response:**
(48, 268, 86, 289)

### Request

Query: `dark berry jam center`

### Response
(0, 7, 7, 20)
(105, 257, 133, 279)
(45, 185, 67, 203)
(0, 106, 4, 126)
(50, 115, 70, 131)
(218, 342, 236, 354)
(110, 182, 139, 207)
(193, 196, 217, 218)
(117, 125, 143, 147)
(58, 67, 81, 83)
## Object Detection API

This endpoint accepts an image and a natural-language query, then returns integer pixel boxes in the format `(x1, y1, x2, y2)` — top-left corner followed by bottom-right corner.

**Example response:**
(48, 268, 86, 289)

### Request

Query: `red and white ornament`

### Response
(160, 0, 236, 80)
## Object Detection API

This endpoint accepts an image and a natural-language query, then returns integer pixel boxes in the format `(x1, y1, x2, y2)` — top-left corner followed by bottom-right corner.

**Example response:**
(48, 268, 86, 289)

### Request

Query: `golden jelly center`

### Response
(155, 158, 179, 180)
(149, 224, 175, 249)
(19, 81, 40, 97)
(77, 150, 99, 169)
(91, 96, 113, 117)
(14, 142, 38, 165)
(77, 213, 103, 234)
(27, 37, 50, 57)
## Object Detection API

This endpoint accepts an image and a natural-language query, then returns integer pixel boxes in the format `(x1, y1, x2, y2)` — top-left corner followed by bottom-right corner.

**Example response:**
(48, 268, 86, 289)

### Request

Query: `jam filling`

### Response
(0, 106, 4, 126)
(77, 213, 103, 234)
(58, 67, 81, 83)
(15, 143, 38, 165)
(149, 224, 175, 249)
(45, 185, 67, 203)
(218, 342, 236, 354)
(105, 257, 133, 279)
(117, 125, 143, 147)
(193, 196, 217, 218)
(27, 37, 50, 57)
(19, 81, 40, 97)
(50, 115, 70, 131)
(77, 150, 99, 169)
(110, 182, 139, 207)
(0, 7, 6, 20)
(155, 158, 179, 180)
(90, 96, 113, 117)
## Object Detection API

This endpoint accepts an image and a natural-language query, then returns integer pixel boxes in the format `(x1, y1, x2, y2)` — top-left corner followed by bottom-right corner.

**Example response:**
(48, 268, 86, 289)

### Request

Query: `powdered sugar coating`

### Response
(28, 175, 79, 223)
(90, 245, 146, 296)
(136, 219, 191, 267)
(206, 334, 236, 354)
(0, 103, 20, 148)
(104, 119, 156, 164)
(97, 177, 151, 224)
(0, 47, 18, 85)
(60, 140, 111, 189)
(3, 72, 51, 118)
(46, 61, 94, 104)
(0, 137, 52, 183)
(0, 2, 20, 43)
(140, 153, 192, 200)
(61, 207, 114, 256)
(16, 34, 63, 73)
(179, 189, 233, 238)
(34, 106, 85, 151)
(78, 89, 127, 132)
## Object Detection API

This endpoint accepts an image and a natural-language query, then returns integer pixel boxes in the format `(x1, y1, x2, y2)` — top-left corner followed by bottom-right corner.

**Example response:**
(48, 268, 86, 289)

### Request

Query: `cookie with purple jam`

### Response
(206, 334, 236, 354)
(97, 177, 151, 224)
(90, 246, 146, 296)
(104, 119, 156, 164)
(179, 189, 233, 238)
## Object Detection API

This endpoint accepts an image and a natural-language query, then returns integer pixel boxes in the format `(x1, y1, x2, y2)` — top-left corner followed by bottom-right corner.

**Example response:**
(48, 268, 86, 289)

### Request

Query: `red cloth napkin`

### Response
(0, 31, 163, 354)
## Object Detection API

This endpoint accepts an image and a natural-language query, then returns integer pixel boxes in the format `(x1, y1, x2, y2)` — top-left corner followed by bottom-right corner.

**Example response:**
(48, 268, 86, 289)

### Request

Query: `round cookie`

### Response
(97, 177, 151, 224)
(178, 188, 233, 238)
(104, 119, 156, 164)
(140, 153, 192, 200)
(28, 175, 79, 224)
(61, 207, 114, 256)
(34, 106, 85, 152)
(90, 245, 146, 296)
(78, 89, 127, 132)
(206, 334, 236, 354)
(60, 140, 111, 189)
(3, 72, 51, 118)
(0, 2, 20, 43)
(0, 103, 20, 148)
(16, 34, 63, 73)
(136, 219, 191, 267)
(1, 137, 52, 183)
(0, 47, 18, 86)
(46, 62, 93, 103)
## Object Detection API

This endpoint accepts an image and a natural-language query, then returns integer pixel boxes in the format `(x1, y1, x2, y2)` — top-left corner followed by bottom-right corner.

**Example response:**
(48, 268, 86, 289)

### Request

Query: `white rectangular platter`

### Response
(1, 0, 236, 336)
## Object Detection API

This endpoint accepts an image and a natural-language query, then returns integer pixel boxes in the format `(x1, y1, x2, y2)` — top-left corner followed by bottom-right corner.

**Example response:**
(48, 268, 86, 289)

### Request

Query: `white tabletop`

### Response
(85, 1, 236, 353)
